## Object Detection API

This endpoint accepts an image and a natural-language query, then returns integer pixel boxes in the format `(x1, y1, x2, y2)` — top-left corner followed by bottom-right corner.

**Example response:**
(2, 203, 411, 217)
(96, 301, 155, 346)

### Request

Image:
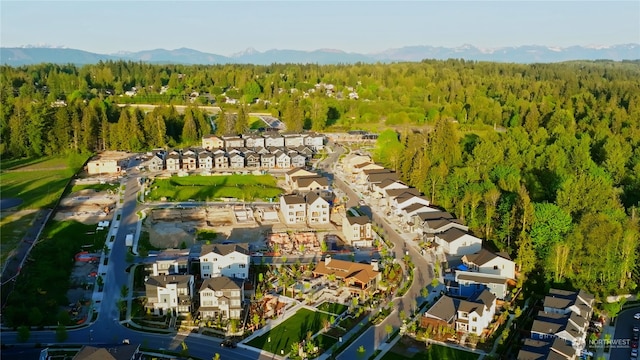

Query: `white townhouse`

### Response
(303, 133, 325, 151)
(275, 151, 291, 168)
(229, 153, 245, 169)
(462, 249, 516, 279)
(261, 153, 276, 168)
(280, 194, 306, 224)
(146, 153, 165, 171)
(394, 195, 431, 215)
(199, 243, 250, 279)
(199, 276, 244, 320)
(283, 133, 305, 147)
(145, 274, 195, 316)
(166, 151, 181, 171)
(306, 192, 330, 225)
(343, 213, 374, 247)
(291, 153, 306, 168)
(243, 135, 265, 149)
(455, 290, 497, 336)
(264, 133, 285, 147)
(198, 151, 213, 170)
(223, 136, 245, 149)
(372, 179, 408, 198)
(434, 228, 482, 256)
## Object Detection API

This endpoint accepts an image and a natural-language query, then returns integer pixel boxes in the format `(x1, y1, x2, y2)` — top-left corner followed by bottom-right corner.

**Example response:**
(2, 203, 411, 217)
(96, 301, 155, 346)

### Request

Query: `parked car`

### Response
(634, 312, 640, 320)
(221, 339, 236, 348)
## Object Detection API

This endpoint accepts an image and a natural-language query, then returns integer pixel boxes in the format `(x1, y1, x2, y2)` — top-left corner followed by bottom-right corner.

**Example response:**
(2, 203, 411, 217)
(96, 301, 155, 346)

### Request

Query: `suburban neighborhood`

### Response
(1, 128, 638, 360)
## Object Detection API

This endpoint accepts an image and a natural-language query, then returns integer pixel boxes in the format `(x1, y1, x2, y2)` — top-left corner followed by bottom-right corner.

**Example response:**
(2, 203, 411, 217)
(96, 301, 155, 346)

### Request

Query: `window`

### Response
(239, 264, 246, 268)
(202, 265, 210, 270)
(471, 326, 477, 333)
(472, 317, 477, 322)
(493, 265, 499, 270)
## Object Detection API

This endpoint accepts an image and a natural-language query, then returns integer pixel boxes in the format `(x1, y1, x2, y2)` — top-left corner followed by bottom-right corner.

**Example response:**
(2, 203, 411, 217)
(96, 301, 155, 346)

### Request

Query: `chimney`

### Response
(324, 255, 332, 265)
(371, 259, 379, 272)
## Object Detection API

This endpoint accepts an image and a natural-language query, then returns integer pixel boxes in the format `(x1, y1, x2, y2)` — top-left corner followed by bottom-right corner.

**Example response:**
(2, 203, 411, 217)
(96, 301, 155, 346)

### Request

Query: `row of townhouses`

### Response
(518, 289, 595, 359)
(146, 145, 314, 172)
(202, 132, 326, 152)
(343, 154, 519, 336)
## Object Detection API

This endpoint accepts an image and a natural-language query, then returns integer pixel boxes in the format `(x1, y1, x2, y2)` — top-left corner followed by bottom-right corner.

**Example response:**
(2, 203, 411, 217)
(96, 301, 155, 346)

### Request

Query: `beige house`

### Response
(280, 194, 306, 224)
(87, 159, 121, 175)
(306, 192, 330, 225)
(343, 212, 373, 247)
(202, 135, 224, 150)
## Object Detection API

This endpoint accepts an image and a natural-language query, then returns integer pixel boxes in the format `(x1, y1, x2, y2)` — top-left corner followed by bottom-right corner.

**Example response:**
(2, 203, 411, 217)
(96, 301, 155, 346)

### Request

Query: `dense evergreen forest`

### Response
(1, 60, 639, 299)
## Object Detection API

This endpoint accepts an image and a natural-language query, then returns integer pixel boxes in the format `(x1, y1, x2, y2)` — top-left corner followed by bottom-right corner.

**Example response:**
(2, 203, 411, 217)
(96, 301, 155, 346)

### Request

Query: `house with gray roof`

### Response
(434, 228, 482, 256)
(462, 249, 516, 279)
(261, 153, 276, 168)
(448, 270, 510, 299)
(145, 274, 194, 316)
(343, 208, 373, 247)
(198, 276, 244, 321)
(199, 243, 250, 279)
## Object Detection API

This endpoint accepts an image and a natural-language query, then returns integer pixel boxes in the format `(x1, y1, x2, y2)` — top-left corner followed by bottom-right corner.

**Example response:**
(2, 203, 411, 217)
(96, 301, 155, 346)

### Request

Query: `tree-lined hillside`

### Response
(1, 60, 639, 298)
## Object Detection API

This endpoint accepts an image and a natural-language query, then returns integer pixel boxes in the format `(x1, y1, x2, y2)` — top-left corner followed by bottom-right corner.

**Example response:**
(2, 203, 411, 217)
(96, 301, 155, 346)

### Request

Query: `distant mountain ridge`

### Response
(1, 44, 639, 66)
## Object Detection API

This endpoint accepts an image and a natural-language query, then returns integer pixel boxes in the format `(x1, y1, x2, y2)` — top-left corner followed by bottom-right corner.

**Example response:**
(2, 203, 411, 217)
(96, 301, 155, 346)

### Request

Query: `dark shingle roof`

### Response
(346, 215, 370, 225)
(435, 227, 469, 243)
(145, 274, 192, 288)
(425, 295, 458, 323)
(201, 243, 249, 256)
(282, 194, 305, 205)
(73, 344, 140, 360)
(463, 249, 511, 266)
(296, 176, 329, 188)
(199, 276, 242, 292)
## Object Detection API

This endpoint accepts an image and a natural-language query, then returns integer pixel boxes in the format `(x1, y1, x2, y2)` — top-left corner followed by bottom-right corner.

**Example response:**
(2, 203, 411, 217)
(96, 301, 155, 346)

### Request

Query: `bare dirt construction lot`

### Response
(54, 188, 118, 224)
(143, 206, 273, 249)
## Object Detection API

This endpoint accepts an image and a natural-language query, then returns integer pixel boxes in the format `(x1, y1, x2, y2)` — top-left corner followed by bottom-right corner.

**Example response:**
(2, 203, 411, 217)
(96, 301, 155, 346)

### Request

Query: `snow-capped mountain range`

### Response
(1, 44, 638, 66)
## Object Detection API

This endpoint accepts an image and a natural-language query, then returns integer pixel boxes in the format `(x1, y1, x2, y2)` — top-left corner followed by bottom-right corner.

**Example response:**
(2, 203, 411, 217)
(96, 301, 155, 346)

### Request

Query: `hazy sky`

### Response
(1, 1, 638, 55)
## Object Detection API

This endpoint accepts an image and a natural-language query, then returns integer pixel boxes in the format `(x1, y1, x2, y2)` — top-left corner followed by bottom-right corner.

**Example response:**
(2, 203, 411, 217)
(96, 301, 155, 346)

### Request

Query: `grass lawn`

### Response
(147, 174, 282, 201)
(2, 220, 108, 327)
(0, 211, 38, 266)
(0, 154, 89, 274)
(246, 308, 332, 355)
(68, 182, 120, 194)
(317, 302, 348, 315)
(381, 343, 479, 360)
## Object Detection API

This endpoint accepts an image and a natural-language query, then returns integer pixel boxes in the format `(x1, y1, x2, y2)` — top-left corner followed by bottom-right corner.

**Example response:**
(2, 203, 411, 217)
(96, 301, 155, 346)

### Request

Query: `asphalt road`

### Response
(611, 307, 640, 360)
(324, 145, 435, 360)
(1, 157, 269, 360)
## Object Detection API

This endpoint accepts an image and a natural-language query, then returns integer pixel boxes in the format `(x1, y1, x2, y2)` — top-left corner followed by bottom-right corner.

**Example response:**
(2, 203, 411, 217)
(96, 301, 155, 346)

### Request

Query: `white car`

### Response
(634, 312, 640, 320)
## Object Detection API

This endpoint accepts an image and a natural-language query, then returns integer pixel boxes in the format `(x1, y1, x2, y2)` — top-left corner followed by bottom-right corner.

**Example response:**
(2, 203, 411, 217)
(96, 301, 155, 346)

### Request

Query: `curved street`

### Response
(2, 142, 435, 360)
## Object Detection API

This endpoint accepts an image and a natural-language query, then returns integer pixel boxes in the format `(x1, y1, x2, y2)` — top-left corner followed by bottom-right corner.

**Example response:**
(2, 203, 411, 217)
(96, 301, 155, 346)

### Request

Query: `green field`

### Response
(2, 220, 108, 327)
(68, 182, 120, 194)
(246, 308, 334, 355)
(147, 174, 283, 201)
(0, 155, 89, 270)
(317, 302, 348, 315)
(381, 343, 479, 360)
